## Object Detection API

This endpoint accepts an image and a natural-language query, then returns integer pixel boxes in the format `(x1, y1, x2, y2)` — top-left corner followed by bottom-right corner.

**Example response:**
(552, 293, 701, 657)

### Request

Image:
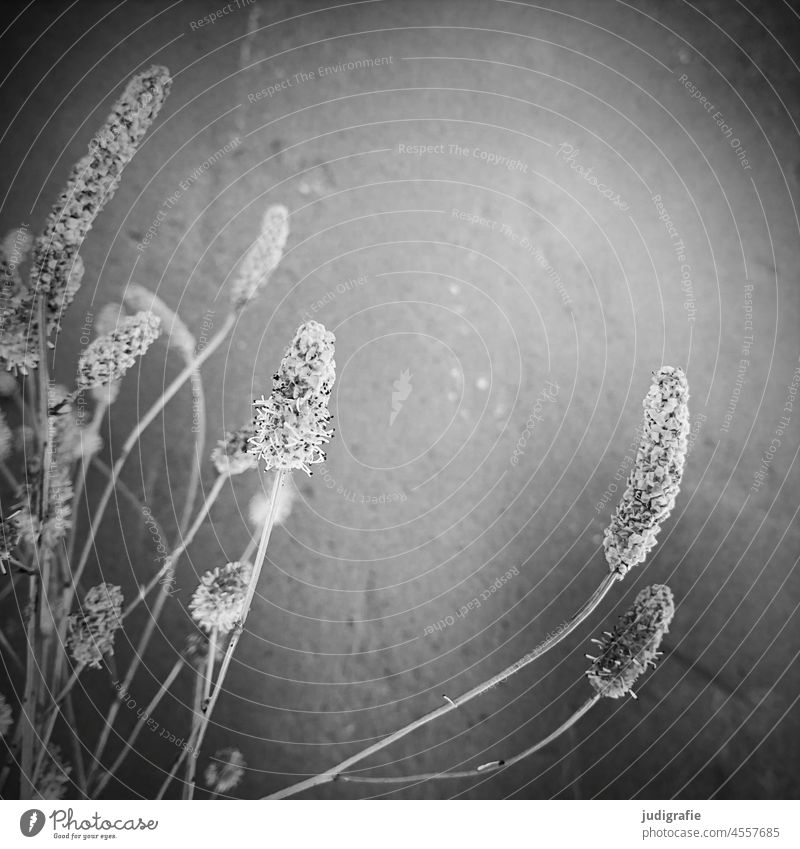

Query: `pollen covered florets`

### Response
(30, 66, 171, 342)
(67, 583, 124, 669)
(249, 321, 336, 474)
(603, 367, 689, 576)
(189, 561, 253, 634)
(587, 584, 675, 699)
(77, 311, 161, 390)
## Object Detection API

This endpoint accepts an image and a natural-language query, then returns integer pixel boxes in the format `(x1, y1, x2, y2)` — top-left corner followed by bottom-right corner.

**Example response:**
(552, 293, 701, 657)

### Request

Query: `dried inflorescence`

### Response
(205, 747, 246, 794)
(586, 584, 675, 699)
(190, 561, 253, 635)
(1, 67, 171, 374)
(31, 67, 172, 333)
(603, 367, 690, 576)
(67, 583, 124, 669)
(248, 473, 297, 528)
(249, 321, 336, 475)
(211, 422, 258, 476)
(76, 311, 161, 391)
(230, 204, 289, 309)
(0, 691, 11, 738)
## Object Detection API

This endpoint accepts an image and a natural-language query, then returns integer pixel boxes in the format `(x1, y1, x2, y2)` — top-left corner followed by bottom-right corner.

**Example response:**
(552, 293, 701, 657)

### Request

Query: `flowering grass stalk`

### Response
(264, 369, 688, 799)
(295, 585, 676, 790)
(184, 470, 284, 799)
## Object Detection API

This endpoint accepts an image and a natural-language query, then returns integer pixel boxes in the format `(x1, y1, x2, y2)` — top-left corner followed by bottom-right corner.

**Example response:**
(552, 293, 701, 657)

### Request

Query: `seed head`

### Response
(67, 583, 124, 669)
(190, 561, 253, 634)
(211, 421, 258, 476)
(604, 367, 689, 576)
(587, 584, 675, 699)
(77, 311, 161, 391)
(29, 66, 171, 343)
(230, 204, 289, 309)
(205, 748, 246, 794)
(249, 321, 336, 474)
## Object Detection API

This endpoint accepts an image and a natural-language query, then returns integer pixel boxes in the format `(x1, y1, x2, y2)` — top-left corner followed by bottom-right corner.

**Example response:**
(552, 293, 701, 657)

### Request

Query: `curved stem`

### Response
(180, 368, 205, 535)
(265, 572, 620, 799)
(183, 470, 283, 800)
(183, 626, 216, 799)
(338, 695, 601, 785)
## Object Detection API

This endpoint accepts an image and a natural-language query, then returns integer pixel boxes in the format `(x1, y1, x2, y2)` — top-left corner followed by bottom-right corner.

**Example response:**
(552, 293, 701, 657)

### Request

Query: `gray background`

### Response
(0, 0, 799, 799)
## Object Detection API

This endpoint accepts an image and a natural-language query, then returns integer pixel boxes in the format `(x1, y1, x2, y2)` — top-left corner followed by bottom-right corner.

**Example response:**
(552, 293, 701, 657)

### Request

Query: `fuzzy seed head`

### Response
(604, 367, 690, 576)
(211, 422, 258, 476)
(35, 744, 72, 800)
(249, 321, 336, 474)
(30, 66, 171, 343)
(230, 204, 289, 309)
(67, 583, 124, 669)
(205, 748, 246, 794)
(190, 561, 252, 634)
(248, 473, 297, 528)
(587, 584, 675, 698)
(77, 311, 161, 390)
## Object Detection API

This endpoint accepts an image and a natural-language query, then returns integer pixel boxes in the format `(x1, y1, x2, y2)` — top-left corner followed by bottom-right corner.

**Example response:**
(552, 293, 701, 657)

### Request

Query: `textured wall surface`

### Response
(1, 0, 798, 800)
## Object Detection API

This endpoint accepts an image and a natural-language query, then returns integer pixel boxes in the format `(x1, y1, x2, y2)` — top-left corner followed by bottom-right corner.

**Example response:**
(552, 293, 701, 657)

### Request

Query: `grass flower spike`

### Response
(67, 583, 124, 669)
(30, 66, 171, 339)
(249, 320, 336, 474)
(603, 367, 689, 576)
(587, 584, 675, 699)
(77, 310, 161, 390)
(230, 204, 289, 309)
(205, 748, 246, 794)
(190, 561, 253, 634)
